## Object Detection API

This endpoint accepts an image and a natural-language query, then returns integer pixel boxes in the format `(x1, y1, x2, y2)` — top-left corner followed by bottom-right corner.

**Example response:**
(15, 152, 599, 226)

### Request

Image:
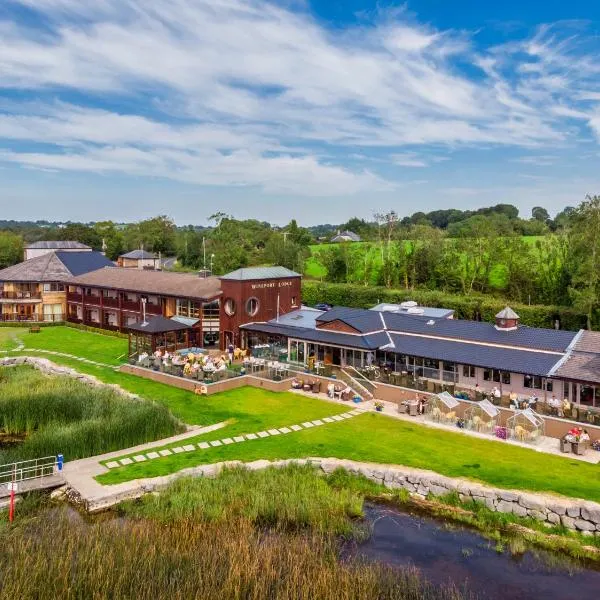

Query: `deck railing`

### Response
(0, 456, 59, 486)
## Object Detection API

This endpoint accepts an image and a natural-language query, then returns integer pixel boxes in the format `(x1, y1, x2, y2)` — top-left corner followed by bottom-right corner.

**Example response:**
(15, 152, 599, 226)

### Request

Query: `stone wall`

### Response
(0, 356, 141, 401)
(81, 456, 600, 533)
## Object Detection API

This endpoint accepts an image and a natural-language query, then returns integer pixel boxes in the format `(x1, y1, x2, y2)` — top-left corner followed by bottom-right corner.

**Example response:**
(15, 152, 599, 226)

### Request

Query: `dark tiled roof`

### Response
(128, 316, 191, 334)
(69, 267, 221, 300)
(220, 267, 301, 281)
(26, 240, 91, 250)
(120, 250, 157, 260)
(387, 333, 562, 377)
(242, 322, 387, 350)
(0, 251, 110, 282)
(55, 251, 114, 276)
(316, 306, 384, 333)
(317, 306, 577, 352)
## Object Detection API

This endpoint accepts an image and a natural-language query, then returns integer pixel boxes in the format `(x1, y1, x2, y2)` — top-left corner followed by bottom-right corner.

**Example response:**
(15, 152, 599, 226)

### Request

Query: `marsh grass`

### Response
(0, 508, 469, 600)
(121, 464, 366, 537)
(0, 366, 182, 463)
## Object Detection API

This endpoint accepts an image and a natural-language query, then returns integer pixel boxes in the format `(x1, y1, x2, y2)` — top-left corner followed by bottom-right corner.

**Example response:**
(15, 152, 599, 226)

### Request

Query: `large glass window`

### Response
(43, 283, 65, 292)
(524, 375, 543, 389)
(463, 365, 476, 378)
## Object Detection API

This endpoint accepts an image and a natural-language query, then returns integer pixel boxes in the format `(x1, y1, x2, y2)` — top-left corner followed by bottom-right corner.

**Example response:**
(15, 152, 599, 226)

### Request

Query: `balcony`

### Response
(121, 300, 140, 312)
(0, 291, 42, 302)
(102, 296, 120, 308)
(146, 302, 162, 315)
(83, 294, 102, 305)
(0, 313, 64, 323)
(67, 292, 82, 303)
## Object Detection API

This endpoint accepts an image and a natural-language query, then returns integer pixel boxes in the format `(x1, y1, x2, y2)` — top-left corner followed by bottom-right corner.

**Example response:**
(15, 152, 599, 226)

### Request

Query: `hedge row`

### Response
(65, 322, 129, 339)
(302, 281, 593, 331)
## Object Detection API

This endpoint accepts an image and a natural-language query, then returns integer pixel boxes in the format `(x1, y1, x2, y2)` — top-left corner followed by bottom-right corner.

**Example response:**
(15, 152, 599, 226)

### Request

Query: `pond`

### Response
(345, 503, 600, 600)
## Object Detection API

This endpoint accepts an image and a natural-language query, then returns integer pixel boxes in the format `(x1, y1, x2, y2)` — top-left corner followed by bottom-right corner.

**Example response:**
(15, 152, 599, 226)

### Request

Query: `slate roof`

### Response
(552, 330, 600, 384)
(0, 251, 112, 282)
(120, 250, 157, 260)
(220, 267, 301, 281)
(128, 315, 192, 334)
(272, 307, 324, 329)
(25, 240, 91, 250)
(69, 267, 222, 300)
(242, 322, 388, 350)
(316, 306, 576, 352)
(54, 252, 114, 276)
(386, 333, 562, 377)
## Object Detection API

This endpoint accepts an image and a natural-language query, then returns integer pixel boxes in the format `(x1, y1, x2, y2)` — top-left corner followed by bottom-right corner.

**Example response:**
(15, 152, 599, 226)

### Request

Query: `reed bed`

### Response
(0, 366, 182, 463)
(0, 508, 469, 600)
(122, 464, 365, 535)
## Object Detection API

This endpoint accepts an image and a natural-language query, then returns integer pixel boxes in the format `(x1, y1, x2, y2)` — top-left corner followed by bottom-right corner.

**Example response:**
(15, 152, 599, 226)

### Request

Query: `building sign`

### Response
(251, 280, 294, 290)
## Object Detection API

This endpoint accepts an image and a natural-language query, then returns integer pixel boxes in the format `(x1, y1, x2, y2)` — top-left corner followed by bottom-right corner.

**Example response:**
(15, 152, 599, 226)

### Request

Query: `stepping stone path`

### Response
(106, 409, 363, 468)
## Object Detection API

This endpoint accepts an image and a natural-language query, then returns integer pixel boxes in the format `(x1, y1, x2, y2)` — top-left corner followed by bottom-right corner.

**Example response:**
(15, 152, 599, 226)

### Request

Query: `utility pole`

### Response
(203, 237, 207, 270)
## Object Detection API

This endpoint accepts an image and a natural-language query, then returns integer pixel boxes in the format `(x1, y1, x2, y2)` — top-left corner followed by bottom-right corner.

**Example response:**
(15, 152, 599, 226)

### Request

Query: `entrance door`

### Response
(18, 304, 34, 321)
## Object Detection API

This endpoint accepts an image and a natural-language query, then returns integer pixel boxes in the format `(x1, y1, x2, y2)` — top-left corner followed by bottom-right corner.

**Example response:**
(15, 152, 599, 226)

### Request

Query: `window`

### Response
(246, 297, 259, 317)
(442, 361, 456, 373)
(483, 368, 510, 384)
(545, 380, 554, 392)
(524, 375, 543, 389)
(224, 298, 236, 316)
(43, 283, 64, 292)
(423, 358, 439, 369)
(291, 296, 298, 307)
(462, 365, 476, 378)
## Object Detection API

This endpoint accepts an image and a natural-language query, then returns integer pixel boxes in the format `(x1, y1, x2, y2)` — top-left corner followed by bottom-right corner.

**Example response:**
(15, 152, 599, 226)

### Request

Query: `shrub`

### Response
(302, 281, 591, 330)
(65, 321, 128, 339)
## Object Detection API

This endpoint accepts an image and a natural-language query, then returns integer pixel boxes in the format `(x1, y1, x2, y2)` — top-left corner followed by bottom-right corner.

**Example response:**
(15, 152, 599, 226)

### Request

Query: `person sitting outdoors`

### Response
(580, 429, 591, 443)
(327, 383, 335, 398)
(561, 398, 571, 417)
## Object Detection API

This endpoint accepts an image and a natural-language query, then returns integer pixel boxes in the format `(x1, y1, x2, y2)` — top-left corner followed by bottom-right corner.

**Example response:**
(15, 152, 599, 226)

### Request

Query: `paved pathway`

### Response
(61, 408, 364, 510)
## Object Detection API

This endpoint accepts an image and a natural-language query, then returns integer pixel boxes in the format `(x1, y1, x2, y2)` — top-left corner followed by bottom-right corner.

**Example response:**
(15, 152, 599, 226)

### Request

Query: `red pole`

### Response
(8, 466, 16, 523)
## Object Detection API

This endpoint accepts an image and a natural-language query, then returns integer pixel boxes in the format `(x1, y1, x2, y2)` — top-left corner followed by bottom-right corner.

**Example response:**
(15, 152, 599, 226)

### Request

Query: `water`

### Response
(346, 504, 600, 600)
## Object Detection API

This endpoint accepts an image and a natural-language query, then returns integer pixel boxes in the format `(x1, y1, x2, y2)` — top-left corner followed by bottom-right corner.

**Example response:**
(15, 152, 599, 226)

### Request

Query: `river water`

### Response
(345, 504, 600, 600)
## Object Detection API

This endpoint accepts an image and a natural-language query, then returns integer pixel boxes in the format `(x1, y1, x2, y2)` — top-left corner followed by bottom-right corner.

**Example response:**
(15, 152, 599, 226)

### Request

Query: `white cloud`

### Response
(0, 1, 599, 195)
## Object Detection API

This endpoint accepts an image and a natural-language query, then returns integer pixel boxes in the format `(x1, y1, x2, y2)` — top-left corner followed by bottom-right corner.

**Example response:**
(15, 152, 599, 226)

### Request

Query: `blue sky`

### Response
(0, 0, 599, 225)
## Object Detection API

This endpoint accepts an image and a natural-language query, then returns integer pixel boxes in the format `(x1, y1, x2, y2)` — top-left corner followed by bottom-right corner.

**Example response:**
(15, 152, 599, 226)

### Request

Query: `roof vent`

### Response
(426, 319, 435, 326)
(495, 306, 520, 331)
(406, 307, 425, 315)
(400, 300, 418, 308)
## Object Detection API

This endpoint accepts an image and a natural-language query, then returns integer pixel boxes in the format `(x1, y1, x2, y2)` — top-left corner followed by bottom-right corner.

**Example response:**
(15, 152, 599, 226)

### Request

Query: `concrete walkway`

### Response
(62, 422, 227, 504)
(289, 388, 600, 464)
(61, 408, 363, 511)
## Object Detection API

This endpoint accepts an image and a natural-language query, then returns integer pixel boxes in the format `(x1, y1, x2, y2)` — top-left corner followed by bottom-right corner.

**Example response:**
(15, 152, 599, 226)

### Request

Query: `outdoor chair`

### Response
(572, 440, 589, 455)
(397, 402, 407, 414)
(560, 438, 572, 453)
(312, 381, 321, 393)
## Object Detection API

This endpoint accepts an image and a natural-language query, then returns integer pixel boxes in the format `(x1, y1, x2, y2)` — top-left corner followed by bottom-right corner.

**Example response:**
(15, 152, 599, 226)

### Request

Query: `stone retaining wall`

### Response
(0, 356, 140, 401)
(80, 457, 600, 533)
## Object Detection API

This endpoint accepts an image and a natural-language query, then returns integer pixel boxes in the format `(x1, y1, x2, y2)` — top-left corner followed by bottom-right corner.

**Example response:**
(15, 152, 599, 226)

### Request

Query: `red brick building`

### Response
(66, 265, 301, 350)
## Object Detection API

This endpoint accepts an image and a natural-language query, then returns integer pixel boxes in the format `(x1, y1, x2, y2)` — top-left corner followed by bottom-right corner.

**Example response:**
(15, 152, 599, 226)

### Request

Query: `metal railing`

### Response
(0, 456, 59, 486)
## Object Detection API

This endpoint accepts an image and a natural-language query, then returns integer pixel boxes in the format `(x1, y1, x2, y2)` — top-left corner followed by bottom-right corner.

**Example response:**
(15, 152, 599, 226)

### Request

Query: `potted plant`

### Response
(374, 401, 384, 412)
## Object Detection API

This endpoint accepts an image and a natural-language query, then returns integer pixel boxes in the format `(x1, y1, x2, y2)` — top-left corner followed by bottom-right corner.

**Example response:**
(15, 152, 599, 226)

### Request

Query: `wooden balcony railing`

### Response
(102, 296, 120, 308)
(83, 294, 102, 305)
(67, 292, 82, 303)
(0, 291, 42, 300)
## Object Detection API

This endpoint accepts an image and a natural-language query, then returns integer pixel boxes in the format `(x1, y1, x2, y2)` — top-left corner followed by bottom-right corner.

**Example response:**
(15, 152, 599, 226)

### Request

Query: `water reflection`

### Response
(345, 504, 600, 600)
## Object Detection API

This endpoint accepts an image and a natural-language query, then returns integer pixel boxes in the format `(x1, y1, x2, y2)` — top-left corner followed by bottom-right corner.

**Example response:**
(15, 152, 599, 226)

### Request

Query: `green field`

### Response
(306, 237, 545, 288)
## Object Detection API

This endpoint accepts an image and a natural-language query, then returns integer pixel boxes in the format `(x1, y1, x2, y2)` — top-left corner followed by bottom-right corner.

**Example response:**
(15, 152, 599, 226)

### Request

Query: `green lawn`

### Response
(106, 388, 348, 465)
(98, 407, 600, 503)
(5, 326, 600, 504)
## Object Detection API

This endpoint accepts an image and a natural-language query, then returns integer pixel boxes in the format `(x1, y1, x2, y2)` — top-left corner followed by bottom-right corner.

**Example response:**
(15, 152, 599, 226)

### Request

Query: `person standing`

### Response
(228, 343, 234, 365)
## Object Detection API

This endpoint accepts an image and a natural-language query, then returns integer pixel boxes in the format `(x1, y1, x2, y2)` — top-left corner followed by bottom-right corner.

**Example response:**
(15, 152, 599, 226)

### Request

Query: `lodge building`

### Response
(2, 251, 600, 409)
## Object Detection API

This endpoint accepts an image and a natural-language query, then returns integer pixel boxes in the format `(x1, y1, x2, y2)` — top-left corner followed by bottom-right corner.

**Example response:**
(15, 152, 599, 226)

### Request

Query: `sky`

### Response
(0, 0, 599, 225)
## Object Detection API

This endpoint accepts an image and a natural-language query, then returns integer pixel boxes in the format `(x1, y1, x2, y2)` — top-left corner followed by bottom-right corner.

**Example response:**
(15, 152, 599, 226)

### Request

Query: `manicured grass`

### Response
(0, 366, 182, 463)
(108, 388, 348, 464)
(15, 326, 128, 365)
(0, 327, 25, 351)
(99, 406, 600, 504)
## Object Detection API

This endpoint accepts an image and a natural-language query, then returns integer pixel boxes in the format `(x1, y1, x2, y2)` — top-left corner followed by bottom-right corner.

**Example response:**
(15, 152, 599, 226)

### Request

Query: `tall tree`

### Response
(568, 195, 600, 329)
(0, 232, 24, 268)
(531, 206, 550, 223)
